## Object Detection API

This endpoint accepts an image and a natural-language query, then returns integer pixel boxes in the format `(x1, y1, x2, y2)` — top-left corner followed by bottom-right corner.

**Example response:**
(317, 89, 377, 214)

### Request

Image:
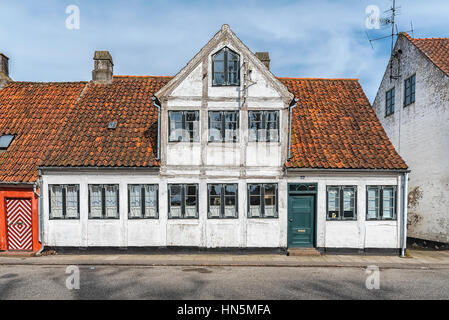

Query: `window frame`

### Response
(404, 74, 416, 107)
(168, 110, 200, 143)
(88, 184, 120, 220)
(207, 183, 238, 219)
(127, 184, 159, 219)
(48, 184, 80, 220)
(247, 183, 279, 219)
(366, 186, 397, 221)
(168, 184, 199, 219)
(326, 185, 358, 221)
(248, 110, 280, 142)
(212, 47, 240, 87)
(385, 87, 395, 117)
(208, 111, 239, 143)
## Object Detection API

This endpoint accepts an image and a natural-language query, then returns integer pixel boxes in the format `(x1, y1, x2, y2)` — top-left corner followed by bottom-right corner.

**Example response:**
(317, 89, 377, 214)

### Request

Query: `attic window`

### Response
(108, 121, 118, 130)
(0, 134, 15, 150)
(212, 47, 240, 86)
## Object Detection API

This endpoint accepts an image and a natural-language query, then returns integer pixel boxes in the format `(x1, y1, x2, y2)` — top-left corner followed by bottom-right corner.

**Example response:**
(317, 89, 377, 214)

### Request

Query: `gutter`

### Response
(286, 168, 411, 174)
(400, 172, 409, 257)
(152, 97, 161, 160)
(38, 166, 159, 173)
(288, 99, 298, 159)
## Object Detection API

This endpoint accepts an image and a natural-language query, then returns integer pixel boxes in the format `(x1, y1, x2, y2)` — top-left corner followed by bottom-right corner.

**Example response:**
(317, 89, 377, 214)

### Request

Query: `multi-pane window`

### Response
(248, 111, 279, 142)
(88, 184, 119, 219)
(208, 184, 238, 218)
(367, 186, 397, 220)
(404, 74, 416, 106)
(212, 47, 240, 86)
(248, 184, 278, 218)
(168, 111, 200, 142)
(327, 186, 357, 220)
(168, 184, 199, 219)
(208, 111, 239, 142)
(385, 88, 395, 116)
(128, 185, 159, 219)
(49, 185, 80, 219)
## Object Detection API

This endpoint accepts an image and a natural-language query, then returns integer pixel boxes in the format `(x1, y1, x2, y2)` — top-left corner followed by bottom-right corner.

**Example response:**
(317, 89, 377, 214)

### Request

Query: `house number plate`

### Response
(297, 229, 306, 233)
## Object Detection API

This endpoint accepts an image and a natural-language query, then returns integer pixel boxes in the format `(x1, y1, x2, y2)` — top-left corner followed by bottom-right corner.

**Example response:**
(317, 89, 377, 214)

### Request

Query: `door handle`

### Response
(289, 218, 293, 222)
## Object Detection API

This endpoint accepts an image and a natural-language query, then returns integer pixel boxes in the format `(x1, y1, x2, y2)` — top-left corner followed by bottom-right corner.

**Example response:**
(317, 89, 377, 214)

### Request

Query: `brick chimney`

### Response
(92, 51, 113, 84)
(256, 52, 270, 70)
(0, 52, 12, 89)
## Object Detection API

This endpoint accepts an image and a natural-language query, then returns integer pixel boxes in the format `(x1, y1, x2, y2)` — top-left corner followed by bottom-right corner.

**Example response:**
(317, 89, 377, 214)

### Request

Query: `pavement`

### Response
(0, 249, 449, 269)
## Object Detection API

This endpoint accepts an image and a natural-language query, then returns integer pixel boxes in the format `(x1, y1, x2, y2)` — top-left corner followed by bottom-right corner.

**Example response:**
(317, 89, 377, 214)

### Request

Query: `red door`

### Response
(5, 198, 33, 251)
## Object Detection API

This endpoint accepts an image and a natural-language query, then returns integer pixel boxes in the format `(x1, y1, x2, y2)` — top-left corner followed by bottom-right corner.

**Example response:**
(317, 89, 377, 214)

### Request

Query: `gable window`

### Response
(49, 185, 80, 219)
(212, 47, 240, 86)
(168, 184, 199, 219)
(208, 184, 238, 218)
(367, 186, 397, 220)
(208, 111, 239, 142)
(0, 134, 15, 150)
(327, 186, 357, 220)
(248, 183, 278, 218)
(128, 184, 159, 219)
(404, 74, 416, 106)
(248, 111, 279, 142)
(385, 88, 395, 116)
(169, 111, 199, 142)
(89, 184, 119, 219)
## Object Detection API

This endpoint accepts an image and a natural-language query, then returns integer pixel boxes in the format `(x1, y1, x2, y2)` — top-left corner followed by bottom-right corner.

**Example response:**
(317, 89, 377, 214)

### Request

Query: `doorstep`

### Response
(287, 248, 321, 257)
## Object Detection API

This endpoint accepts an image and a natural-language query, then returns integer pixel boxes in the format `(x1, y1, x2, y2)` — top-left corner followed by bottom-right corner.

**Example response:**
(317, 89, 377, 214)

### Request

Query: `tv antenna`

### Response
(365, 0, 414, 80)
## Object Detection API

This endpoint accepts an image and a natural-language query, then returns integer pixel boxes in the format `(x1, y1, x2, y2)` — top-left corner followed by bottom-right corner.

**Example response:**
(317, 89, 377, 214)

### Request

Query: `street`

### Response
(0, 265, 448, 300)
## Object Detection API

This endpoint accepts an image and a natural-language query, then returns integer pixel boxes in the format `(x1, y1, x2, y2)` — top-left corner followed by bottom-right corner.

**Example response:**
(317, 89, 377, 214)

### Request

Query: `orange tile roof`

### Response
(402, 32, 449, 77)
(279, 78, 407, 170)
(0, 75, 406, 183)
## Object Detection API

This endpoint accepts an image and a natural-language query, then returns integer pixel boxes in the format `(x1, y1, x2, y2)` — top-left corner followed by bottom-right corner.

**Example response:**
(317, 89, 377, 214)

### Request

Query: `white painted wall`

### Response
(372, 35, 449, 243)
(42, 171, 403, 249)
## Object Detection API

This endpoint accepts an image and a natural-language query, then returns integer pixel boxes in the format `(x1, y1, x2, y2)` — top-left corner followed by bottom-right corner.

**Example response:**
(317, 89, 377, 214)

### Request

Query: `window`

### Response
(212, 47, 240, 86)
(128, 185, 159, 219)
(367, 186, 397, 220)
(404, 74, 416, 106)
(168, 111, 200, 142)
(385, 88, 395, 116)
(168, 184, 199, 219)
(0, 134, 15, 150)
(327, 186, 357, 220)
(88, 184, 119, 219)
(208, 111, 239, 142)
(49, 185, 80, 219)
(208, 184, 238, 218)
(248, 111, 279, 142)
(248, 184, 278, 218)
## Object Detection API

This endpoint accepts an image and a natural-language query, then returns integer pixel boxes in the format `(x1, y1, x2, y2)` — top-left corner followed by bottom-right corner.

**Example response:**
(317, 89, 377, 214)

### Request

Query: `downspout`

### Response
(152, 97, 161, 160)
(33, 173, 45, 255)
(288, 98, 299, 159)
(400, 172, 409, 257)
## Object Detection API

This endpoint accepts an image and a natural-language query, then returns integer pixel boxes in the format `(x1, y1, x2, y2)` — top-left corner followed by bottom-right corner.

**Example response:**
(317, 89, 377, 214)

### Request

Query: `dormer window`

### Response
(212, 47, 240, 86)
(0, 134, 15, 150)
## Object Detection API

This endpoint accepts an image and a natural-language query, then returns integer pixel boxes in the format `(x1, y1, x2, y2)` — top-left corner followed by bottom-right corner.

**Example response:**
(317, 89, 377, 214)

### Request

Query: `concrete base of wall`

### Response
(318, 247, 401, 256)
(408, 237, 449, 250)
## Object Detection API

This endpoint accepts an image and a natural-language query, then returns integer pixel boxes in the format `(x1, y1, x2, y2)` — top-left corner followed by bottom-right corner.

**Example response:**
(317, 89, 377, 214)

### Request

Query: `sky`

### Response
(0, 0, 448, 102)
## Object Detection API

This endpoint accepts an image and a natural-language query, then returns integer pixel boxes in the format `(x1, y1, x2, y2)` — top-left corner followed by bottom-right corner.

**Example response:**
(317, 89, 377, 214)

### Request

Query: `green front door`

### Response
(288, 195, 315, 248)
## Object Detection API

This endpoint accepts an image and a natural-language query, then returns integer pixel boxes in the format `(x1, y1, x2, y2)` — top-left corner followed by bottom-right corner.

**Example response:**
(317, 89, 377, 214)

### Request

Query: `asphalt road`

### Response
(0, 265, 448, 300)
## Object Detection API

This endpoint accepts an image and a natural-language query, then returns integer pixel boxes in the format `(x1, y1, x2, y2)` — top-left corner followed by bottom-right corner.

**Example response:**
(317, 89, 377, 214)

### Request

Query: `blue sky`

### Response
(0, 0, 448, 101)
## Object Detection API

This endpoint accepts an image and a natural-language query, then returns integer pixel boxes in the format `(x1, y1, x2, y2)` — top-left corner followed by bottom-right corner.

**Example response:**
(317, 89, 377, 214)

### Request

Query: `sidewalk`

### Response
(0, 250, 448, 269)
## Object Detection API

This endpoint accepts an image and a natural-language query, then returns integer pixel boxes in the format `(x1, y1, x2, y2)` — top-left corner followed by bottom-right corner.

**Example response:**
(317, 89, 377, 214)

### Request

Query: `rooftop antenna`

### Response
(366, 0, 414, 80)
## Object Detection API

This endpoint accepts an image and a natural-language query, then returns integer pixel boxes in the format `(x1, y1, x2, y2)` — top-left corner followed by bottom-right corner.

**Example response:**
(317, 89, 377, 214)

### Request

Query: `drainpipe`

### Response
(400, 172, 409, 257)
(288, 99, 299, 159)
(33, 174, 45, 255)
(152, 97, 161, 160)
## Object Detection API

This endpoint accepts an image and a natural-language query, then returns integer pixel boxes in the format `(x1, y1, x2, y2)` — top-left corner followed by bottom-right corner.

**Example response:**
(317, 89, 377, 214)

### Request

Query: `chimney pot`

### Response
(256, 52, 270, 70)
(0, 52, 11, 89)
(92, 50, 114, 84)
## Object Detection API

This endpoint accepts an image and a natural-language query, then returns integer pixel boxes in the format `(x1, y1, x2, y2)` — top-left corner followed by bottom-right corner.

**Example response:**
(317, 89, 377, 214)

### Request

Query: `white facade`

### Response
(372, 34, 449, 243)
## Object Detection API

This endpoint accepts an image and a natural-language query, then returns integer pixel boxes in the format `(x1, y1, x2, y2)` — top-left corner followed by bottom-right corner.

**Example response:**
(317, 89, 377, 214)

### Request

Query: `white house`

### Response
(372, 33, 449, 244)
(0, 25, 409, 255)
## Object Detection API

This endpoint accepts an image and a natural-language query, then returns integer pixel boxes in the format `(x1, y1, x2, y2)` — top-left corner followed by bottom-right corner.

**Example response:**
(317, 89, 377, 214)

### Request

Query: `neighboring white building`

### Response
(372, 33, 449, 244)
(0, 25, 409, 254)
